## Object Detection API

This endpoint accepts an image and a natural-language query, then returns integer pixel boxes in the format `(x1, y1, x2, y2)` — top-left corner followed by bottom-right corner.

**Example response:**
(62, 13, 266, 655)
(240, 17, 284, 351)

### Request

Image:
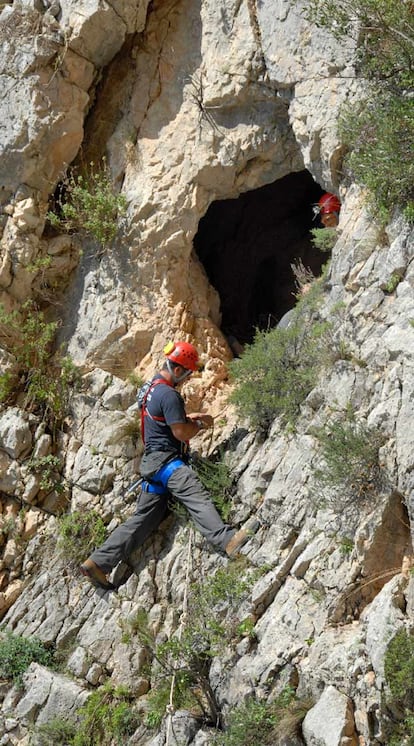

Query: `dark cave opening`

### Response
(193, 170, 327, 345)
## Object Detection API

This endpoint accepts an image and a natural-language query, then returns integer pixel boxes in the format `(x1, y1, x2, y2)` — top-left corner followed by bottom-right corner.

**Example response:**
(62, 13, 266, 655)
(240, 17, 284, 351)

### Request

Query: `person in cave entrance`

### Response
(276, 193, 342, 330)
(80, 341, 258, 591)
(314, 192, 341, 228)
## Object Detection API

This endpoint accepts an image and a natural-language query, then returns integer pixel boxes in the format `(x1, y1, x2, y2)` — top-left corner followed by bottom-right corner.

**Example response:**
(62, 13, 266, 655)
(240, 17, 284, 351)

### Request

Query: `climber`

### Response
(314, 192, 341, 228)
(80, 340, 258, 591)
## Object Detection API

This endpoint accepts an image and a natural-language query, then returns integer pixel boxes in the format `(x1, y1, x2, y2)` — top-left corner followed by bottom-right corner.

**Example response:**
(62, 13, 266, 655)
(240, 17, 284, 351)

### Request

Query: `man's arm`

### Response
(171, 414, 214, 442)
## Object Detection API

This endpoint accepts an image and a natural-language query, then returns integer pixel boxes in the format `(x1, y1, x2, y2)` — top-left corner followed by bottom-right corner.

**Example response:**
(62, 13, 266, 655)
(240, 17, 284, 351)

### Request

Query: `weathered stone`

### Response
(13, 663, 89, 726)
(0, 408, 32, 459)
(302, 685, 358, 746)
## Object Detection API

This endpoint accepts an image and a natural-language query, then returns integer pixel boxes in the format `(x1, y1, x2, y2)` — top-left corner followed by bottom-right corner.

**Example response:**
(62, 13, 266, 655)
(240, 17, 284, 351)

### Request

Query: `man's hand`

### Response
(188, 413, 214, 429)
(171, 414, 214, 442)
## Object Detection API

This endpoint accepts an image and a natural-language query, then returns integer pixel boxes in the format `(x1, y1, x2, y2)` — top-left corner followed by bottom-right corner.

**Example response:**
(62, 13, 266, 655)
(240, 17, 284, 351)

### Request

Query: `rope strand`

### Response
(165, 527, 194, 746)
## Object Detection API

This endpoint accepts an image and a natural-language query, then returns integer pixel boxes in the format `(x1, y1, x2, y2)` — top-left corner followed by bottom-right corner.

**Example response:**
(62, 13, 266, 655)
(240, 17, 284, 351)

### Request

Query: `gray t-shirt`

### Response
(139, 376, 187, 454)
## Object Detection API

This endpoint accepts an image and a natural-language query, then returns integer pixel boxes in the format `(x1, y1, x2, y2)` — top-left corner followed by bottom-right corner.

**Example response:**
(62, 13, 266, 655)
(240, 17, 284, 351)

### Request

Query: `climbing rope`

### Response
(165, 526, 194, 746)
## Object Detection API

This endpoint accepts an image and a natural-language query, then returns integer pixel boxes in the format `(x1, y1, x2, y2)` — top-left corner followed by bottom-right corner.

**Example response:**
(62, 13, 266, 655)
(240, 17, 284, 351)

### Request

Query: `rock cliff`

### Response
(0, 1, 413, 745)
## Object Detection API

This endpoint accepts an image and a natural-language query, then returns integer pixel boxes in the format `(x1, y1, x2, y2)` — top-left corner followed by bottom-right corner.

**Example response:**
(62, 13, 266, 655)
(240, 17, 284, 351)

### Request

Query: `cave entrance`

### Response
(193, 170, 326, 346)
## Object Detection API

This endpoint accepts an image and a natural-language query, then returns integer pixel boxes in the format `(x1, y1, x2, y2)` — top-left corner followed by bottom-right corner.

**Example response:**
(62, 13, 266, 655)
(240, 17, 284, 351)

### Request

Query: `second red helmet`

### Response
(318, 193, 341, 215)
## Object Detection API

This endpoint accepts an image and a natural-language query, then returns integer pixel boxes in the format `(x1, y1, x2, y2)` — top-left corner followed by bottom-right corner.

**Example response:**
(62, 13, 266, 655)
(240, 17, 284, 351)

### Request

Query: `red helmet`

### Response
(163, 341, 200, 371)
(317, 193, 341, 215)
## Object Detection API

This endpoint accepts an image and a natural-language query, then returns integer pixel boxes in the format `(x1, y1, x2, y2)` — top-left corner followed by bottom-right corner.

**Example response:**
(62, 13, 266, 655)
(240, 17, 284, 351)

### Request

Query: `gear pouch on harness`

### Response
(137, 380, 153, 410)
(140, 450, 178, 481)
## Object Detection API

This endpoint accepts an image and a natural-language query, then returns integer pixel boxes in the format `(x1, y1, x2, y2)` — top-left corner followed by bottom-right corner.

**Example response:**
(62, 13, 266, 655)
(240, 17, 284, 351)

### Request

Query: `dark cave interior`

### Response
(193, 170, 327, 345)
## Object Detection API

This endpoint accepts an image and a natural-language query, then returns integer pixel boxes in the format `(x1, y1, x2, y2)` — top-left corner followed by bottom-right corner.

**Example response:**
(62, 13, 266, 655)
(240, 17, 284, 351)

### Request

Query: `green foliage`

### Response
(57, 510, 107, 565)
(35, 717, 77, 745)
(384, 629, 414, 745)
(129, 562, 261, 727)
(301, 0, 413, 88)
(388, 714, 414, 746)
(26, 256, 52, 274)
(310, 227, 338, 252)
(384, 272, 402, 294)
(385, 629, 414, 707)
(48, 159, 127, 247)
(36, 684, 141, 745)
(229, 284, 332, 429)
(236, 617, 257, 639)
(301, 0, 414, 222)
(127, 372, 144, 388)
(73, 684, 140, 746)
(312, 416, 386, 505)
(0, 631, 54, 686)
(0, 301, 80, 422)
(340, 94, 414, 223)
(26, 454, 63, 493)
(339, 537, 354, 556)
(192, 452, 234, 521)
(0, 371, 14, 404)
(212, 688, 310, 746)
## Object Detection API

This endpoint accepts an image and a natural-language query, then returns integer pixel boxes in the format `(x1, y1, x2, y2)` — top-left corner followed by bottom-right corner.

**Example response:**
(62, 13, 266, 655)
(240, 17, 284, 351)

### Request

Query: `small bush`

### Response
(384, 272, 402, 294)
(312, 416, 386, 505)
(301, 0, 414, 223)
(26, 454, 63, 493)
(385, 629, 414, 708)
(0, 301, 80, 422)
(340, 93, 414, 223)
(192, 451, 234, 521)
(35, 717, 77, 745)
(0, 631, 54, 686)
(57, 510, 106, 565)
(72, 684, 140, 746)
(301, 0, 413, 89)
(48, 159, 127, 247)
(384, 629, 414, 745)
(310, 227, 338, 252)
(212, 688, 310, 746)
(229, 284, 331, 429)
(131, 562, 262, 727)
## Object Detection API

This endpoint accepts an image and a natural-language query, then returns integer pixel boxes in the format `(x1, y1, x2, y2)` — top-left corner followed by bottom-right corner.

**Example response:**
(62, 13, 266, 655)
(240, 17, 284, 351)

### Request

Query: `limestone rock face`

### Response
(1, 0, 354, 386)
(0, 1, 413, 746)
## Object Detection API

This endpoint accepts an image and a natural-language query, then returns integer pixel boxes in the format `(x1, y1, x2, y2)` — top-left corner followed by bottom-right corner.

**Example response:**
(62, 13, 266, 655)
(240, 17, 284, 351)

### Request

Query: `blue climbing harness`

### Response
(141, 457, 185, 494)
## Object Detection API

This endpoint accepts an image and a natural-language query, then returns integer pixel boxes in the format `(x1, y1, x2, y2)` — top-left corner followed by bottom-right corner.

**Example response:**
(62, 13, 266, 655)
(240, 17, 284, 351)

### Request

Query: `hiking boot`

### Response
(225, 517, 260, 558)
(80, 559, 115, 591)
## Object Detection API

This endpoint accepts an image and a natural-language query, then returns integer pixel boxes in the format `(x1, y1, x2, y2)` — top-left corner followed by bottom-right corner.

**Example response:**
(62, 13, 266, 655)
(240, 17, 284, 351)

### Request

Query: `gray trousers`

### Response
(90, 464, 235, 573)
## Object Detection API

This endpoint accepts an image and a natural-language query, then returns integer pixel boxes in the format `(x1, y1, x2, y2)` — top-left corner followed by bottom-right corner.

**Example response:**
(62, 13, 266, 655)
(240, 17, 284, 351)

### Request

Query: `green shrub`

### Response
(311, 416, 386, 505)
(212, 688, 311, 746)
(0, 301, 80, 422)
(0, 631, 54, 686)
(310, 227, 338, 252)
(339, 537, 354, 556)
(301, 0, 414, 222)
(48, 159, 127, 247)
(192, 451, 234, 521)
(57, 510, 107, 565)
(26, 454, 63, 493)
(340, 93, 414, 223)
(385, 629, 414, 708)
(229, 284, 331, 429)
(384, 629, 414, 745)
(131, 562, 261, 727)
(301, 0, 413, 89)
(34, 686, 140, 745)
(35, 717, 77, 745)
(72, 683, 140, 746)
(384, 272, 402, 294)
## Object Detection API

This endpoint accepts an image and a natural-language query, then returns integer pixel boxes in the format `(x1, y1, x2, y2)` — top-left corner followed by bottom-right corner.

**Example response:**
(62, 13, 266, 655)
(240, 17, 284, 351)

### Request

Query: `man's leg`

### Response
(166, 465, 235, 551)
(85, 490, 169, 574)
